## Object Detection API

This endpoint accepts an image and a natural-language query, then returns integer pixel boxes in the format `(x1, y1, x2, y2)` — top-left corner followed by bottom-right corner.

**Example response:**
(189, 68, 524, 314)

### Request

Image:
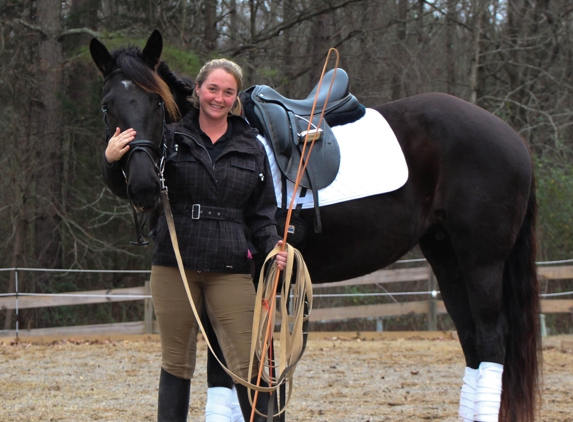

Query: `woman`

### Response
(103, 58, 286, 422)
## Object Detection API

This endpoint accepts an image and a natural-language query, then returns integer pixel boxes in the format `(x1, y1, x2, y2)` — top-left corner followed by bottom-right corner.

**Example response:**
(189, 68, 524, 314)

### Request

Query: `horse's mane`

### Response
(156, 61, 195, 120)
(112, 46, 181, 121)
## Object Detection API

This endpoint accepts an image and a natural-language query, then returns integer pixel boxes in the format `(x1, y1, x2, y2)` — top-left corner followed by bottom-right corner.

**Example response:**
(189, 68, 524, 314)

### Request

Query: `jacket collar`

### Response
(180, 107, 260, 155)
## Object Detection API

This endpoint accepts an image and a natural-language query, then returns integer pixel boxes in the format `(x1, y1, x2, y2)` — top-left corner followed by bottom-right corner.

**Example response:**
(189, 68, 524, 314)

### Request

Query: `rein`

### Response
(101, 68, 169, 245)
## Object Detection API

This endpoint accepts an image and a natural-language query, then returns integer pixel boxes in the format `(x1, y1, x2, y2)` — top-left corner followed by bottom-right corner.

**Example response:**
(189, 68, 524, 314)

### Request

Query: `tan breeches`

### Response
(150, 265, 258, 380)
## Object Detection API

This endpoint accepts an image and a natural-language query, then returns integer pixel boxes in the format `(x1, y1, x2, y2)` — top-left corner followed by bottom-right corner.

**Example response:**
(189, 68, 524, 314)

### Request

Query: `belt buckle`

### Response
(191, 204, 201, 219)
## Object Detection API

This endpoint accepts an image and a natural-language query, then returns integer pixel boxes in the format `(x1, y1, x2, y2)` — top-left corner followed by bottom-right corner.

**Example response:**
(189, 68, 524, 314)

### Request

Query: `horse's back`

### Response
(377, 92, 530, 165)
(377, 92, 532, 199)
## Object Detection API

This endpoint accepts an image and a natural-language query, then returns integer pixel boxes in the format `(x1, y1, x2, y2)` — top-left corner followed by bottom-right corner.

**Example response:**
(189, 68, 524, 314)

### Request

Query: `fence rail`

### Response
(1, 265, 572, 338)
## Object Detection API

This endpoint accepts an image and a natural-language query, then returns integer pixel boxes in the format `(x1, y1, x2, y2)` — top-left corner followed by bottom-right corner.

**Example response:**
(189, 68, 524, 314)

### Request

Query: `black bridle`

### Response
(101, 68, 168, 245)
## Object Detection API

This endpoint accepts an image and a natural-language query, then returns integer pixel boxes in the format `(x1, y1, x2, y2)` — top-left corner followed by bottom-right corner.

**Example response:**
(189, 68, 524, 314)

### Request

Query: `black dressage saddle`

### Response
(242, 68, 365, 233)
(244, 69, 363, 191)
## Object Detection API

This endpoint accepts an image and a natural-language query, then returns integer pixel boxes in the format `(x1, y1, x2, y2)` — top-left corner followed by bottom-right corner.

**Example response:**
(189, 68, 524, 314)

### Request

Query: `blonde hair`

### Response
(191, 58, 243, 115)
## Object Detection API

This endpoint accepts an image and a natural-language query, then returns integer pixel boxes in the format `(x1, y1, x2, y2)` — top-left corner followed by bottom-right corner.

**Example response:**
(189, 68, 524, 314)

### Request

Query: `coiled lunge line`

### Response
(247, 242, 313, 419)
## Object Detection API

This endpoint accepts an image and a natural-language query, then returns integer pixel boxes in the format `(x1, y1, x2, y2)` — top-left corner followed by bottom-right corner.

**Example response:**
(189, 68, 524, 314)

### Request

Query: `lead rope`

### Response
(248, 48, 340, 421)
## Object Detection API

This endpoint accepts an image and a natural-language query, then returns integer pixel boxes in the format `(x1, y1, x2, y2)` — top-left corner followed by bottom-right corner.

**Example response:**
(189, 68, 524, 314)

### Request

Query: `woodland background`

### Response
(1, 0, 573, 333)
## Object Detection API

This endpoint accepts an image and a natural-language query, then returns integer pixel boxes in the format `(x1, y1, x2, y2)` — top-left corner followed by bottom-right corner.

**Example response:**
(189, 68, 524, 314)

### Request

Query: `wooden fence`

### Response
(1, 265, 572, 338)
(310, 265, 573, 324)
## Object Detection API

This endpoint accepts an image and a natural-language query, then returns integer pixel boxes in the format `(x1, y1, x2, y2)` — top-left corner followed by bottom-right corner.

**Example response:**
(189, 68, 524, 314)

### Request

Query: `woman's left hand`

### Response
(275, 240, 288, 270)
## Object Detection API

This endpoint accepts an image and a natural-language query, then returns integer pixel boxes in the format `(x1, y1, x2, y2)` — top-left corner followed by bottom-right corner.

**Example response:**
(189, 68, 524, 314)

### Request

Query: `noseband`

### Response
(101, 68, 168, 245)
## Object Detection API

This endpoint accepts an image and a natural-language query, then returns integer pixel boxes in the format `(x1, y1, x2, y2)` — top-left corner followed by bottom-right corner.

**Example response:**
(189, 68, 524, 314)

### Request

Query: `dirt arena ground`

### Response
(1, 332, 572, 422)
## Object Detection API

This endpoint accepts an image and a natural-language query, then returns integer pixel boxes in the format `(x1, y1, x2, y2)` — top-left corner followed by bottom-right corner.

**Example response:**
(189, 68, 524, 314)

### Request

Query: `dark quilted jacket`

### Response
(102, 107, 281, 273)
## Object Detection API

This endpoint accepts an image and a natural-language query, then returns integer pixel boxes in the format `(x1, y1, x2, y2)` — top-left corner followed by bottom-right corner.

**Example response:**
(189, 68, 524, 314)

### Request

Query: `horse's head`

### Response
(90, 30, 180, 211)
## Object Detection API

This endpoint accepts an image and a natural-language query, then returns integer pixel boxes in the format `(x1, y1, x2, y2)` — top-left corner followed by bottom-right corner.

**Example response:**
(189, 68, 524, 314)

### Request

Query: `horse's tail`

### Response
(500, 174, 541, 422)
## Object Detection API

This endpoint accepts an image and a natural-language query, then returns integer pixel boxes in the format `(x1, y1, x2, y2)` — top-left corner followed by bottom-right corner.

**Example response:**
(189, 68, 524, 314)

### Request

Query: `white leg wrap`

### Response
(458, 367, 478, 421)
(230, 385, 245, 422)
(474, 362, 503, 422)
(205, 387, 233, 422)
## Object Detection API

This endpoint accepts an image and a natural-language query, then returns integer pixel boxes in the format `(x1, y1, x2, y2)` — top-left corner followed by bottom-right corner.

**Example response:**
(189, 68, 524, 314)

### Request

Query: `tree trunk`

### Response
(311, 12, 331, 82)
(229, 0, 238, 43)
(282, 0, 296, 97)
(31, 0, 64, 313)
(468, 1, 483, 104)
(391, 0, 408, 100)
(204, 0, 218, 52)
(180, 0, 187, 44)
(3, 218, 27, 330)
(446, 0, 456, 95)
(504, 0, 528, 125)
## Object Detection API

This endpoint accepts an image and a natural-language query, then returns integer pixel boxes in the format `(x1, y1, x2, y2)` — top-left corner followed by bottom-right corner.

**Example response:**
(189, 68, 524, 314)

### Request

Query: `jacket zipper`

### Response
(175, 131, 215, 169)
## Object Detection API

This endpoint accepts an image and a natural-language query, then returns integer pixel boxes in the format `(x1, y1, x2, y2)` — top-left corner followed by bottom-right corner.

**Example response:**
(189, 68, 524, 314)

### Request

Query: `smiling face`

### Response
(195, 68, 239, 124)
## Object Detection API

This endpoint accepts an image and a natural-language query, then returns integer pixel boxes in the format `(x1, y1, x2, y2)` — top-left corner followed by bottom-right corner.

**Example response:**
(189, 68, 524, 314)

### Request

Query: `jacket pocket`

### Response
(230, 156, 256, 172)
(170, 151, 197, 164)
(169, 151, 201, 193)
(224, 156, 258, 201)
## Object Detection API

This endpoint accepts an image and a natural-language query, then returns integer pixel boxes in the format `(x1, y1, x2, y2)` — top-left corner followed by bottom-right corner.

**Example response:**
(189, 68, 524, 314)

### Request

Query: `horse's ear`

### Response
(141, 29, 163, 69)
(90, 38, 115, 76)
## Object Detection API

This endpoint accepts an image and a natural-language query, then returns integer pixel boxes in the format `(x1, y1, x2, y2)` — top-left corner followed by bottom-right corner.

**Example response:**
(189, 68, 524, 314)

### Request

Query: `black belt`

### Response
(172, 203, 244, 222)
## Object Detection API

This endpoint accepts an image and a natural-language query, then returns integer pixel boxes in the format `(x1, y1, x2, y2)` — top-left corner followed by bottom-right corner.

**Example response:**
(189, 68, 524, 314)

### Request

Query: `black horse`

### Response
(90, 30, 540, 422)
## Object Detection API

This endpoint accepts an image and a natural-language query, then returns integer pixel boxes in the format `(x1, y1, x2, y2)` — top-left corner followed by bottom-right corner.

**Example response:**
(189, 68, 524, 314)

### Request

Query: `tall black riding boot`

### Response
(157, 368, 190, 422)
(235, 380, 279, 422)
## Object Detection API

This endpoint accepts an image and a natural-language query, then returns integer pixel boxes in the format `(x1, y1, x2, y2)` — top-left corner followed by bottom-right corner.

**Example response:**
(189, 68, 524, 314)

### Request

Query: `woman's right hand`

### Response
(105, 127, 136, 163)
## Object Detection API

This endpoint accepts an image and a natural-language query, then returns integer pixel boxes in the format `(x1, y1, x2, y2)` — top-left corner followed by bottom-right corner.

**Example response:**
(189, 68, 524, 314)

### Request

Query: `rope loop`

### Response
(246, 243, 313, 417)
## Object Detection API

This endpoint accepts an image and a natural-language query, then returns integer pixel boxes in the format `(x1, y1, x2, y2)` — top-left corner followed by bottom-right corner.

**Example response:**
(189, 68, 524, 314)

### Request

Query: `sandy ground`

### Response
(1, 333, 572, 422)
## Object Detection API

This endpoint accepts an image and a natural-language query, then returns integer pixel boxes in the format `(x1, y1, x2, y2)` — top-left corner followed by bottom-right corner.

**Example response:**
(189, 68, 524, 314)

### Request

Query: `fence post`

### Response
(428, 268, 437, 331)
(539, 314, 547, 337)
(15, 268, 19, 340)
(144, 280, 153, 334)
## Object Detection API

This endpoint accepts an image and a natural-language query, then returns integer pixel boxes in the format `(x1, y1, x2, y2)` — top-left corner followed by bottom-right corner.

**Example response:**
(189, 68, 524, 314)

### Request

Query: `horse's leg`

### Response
(456, 263, 506, 422)
(203, 308, 244, 422)
(421, 188, 539, 422)
(419, 230, 482, 422)
(421, 222, 510, 422)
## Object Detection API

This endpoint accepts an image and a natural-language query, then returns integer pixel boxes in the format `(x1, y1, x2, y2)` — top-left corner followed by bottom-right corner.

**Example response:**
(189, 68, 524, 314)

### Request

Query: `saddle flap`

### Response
(252, 100, 294, 157)
(250, 84, 340, 190)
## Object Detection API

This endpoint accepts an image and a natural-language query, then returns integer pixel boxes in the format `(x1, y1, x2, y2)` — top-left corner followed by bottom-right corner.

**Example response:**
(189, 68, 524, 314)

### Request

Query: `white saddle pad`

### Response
(258, 107, 408, 209)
